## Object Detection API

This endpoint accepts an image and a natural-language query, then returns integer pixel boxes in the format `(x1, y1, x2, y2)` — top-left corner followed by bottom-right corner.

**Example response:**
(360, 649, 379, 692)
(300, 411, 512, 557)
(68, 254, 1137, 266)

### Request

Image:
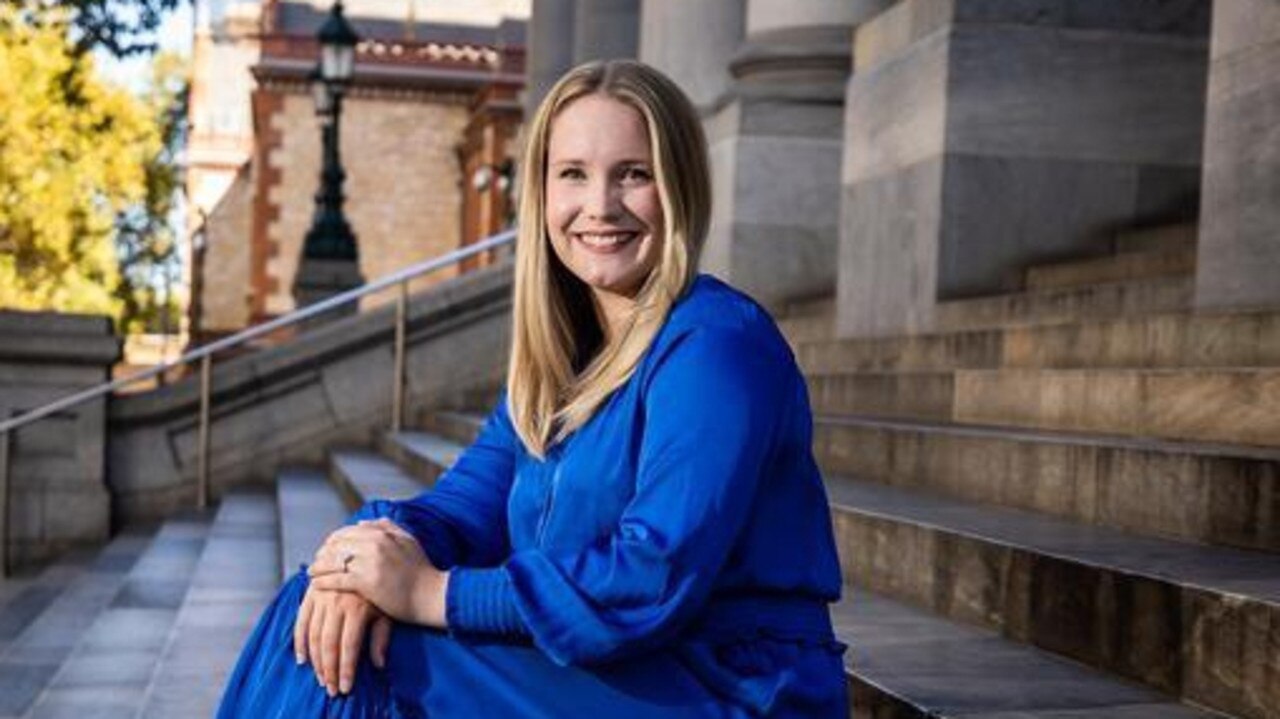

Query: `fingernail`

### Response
(295, 654, 304, 665)
(340, 677, 351, 694)
(326, 685, 335, 698)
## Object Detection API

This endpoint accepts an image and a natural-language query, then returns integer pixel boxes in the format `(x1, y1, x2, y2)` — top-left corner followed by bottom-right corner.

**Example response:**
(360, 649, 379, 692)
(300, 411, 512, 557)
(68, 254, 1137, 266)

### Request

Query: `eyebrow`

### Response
(548, 158, 651, 167)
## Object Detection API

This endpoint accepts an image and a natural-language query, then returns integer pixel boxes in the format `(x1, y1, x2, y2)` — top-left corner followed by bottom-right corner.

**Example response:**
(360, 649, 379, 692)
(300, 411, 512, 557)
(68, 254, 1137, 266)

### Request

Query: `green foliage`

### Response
(0, 5, 189, 332)
(2, 0, 187, 58)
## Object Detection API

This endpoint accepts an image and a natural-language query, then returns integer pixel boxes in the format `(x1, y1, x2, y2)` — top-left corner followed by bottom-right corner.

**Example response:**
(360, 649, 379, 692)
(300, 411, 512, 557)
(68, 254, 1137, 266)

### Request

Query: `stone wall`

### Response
(0, 312, 120, 571)
(199, 164, 254, 334)
(108, 264, 513, 524)
(261, 92, 470, 317)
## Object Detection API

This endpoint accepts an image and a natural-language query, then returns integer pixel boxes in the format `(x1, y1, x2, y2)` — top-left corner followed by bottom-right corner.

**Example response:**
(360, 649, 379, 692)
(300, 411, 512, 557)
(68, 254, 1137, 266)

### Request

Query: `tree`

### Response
(114, 50, 189, 333)
(2, 0, 187, 58)
(0, 4, 186, 328)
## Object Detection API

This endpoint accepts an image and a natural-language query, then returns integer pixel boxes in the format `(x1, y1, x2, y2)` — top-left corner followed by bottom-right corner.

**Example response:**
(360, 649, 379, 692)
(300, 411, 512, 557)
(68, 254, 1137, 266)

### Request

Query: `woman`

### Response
(217, 59, 847, 718)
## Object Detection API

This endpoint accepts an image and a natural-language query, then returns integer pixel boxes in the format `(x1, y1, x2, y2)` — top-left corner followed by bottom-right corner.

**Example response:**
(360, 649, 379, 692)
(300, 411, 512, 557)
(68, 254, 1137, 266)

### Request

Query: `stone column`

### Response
(0, 312, 119, 572)
(701, 0, 867, 308)
(1195, 0, 1280, 310)
(572, 0, 640, 64)
(525, 0, 577, 119)
(837, 0, 1211, 337)
(639, 0, 744, 115)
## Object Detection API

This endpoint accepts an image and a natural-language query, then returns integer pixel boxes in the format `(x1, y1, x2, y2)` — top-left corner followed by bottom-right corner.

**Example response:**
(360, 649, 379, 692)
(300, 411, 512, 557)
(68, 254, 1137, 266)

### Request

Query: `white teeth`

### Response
(578, 233, 634, 247)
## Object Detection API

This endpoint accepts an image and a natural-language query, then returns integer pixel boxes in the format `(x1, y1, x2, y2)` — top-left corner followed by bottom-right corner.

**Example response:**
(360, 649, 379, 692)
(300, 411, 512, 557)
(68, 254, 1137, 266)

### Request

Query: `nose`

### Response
(582, 176, 621, 221)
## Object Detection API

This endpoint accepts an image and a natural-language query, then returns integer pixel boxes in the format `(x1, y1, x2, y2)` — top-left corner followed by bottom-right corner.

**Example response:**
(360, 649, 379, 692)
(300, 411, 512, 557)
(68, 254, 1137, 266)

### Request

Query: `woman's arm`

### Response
(446, 326, 794, 665)
(297, 393, 518, 695)
(346, 392, 520, 569)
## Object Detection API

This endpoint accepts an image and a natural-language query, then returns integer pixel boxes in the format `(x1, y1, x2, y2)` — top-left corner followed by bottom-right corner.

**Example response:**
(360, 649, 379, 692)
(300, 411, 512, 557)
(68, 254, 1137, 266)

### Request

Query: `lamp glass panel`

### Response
(321, 44, 355, 82)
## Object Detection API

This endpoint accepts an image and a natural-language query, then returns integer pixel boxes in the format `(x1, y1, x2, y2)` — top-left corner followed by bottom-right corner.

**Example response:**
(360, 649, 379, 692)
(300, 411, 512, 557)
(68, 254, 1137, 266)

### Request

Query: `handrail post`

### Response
(197, 354, 212, 510)
(391, 281, 408, 433)
(0, 426, 10, 578)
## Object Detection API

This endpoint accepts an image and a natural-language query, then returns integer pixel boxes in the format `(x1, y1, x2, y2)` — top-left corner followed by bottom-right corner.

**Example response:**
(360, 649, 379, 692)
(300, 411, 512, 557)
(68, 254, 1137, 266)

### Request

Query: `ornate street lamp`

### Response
(293, 1, 363, 323)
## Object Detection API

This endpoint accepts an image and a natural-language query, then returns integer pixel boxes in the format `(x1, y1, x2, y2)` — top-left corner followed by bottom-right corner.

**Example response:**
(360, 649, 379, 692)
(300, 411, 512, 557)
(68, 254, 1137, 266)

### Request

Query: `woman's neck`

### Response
(591, 289, 635, 344)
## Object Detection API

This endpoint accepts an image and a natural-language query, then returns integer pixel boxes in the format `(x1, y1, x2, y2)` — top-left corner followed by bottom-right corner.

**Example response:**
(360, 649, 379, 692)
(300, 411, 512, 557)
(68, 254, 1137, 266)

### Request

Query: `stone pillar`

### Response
(837, 1, 1211, 337)
(1195, 0, 1280, 310)
(702, 0, 866, 308)
(572, 0, 640, 64)
(639, 0, 744, 115)
(525, 0, 577, 118)
(0, 312, 120, 572)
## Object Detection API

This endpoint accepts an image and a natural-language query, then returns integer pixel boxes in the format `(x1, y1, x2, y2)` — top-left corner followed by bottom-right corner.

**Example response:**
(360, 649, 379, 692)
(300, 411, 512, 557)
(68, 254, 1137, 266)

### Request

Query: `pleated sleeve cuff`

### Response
(446, 566, 529, 638)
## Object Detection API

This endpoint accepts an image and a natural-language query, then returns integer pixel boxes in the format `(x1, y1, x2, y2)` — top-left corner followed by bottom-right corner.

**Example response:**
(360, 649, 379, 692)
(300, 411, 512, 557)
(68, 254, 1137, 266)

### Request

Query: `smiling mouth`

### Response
(574, 232, 639, 252)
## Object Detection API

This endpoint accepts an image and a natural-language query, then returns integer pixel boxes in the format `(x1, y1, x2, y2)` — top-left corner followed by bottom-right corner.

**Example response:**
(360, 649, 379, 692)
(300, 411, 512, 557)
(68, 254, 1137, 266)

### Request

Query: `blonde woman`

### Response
(218, 60, 847, 718)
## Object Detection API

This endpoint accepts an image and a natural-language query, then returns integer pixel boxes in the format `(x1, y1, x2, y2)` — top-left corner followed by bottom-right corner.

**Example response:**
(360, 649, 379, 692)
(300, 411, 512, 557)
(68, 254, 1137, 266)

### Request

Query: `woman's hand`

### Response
(308, 518, 450, 628)
(293, 585, 391, 696)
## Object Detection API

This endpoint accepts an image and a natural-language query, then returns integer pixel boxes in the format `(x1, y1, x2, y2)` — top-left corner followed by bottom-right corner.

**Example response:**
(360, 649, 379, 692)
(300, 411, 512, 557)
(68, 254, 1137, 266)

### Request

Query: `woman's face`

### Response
(544, 93, 665, 304)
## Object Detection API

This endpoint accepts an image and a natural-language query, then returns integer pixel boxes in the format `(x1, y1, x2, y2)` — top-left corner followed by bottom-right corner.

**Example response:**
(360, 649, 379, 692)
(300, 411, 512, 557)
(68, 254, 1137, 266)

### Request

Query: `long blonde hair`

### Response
(507, 60, 711, 458)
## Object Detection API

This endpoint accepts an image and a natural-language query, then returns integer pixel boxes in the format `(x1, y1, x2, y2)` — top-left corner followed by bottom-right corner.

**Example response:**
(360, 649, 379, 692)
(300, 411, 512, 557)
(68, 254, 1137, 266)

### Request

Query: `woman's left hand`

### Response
(308, 518, 449, 629)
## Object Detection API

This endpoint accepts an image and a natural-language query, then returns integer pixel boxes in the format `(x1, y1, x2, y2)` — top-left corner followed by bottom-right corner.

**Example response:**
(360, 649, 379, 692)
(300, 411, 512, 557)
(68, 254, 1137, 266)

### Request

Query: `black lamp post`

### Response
(293, 1, 363, 322)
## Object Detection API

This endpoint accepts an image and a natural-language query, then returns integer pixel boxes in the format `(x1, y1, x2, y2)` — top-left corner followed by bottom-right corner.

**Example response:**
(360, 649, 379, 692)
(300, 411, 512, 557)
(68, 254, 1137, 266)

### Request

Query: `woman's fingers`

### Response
(338, 603, 370, 694)
(370, 614, 392, 669)
(310, 534, 379, 578)
(293, 588, 315, 666)
(308, 597, 327, 688)
(319, 600, 345, 695)
(310, 569, 359, 593)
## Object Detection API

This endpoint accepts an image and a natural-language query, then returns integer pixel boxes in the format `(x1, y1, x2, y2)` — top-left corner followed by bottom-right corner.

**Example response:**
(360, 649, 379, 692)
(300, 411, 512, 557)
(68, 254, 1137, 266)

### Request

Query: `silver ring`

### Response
(341, 552, 355, 573)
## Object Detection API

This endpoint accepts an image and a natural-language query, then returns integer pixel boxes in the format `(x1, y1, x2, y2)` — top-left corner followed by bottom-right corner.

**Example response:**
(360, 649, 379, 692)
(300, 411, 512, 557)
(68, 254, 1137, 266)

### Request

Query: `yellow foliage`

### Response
(0, 6, 163, 319)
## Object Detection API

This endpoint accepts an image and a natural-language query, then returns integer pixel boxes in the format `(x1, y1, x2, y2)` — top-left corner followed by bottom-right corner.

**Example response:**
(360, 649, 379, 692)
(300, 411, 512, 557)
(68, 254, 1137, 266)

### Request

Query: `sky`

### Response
(93, 0, 194, 94)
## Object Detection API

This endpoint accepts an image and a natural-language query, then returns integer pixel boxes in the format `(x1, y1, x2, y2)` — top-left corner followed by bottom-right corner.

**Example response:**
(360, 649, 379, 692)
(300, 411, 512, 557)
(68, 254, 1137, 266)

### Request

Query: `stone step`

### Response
(0, 552, 100, 656)
(1112, 222, 1198, 255)
(807, 370, 958, 422)
(138, 491, 279, 719)
(826, 476, 1280, 719)
(776, 294, 837, 347)
(1024, 244, 1196, 291)
(807, 367, 1280, 447)
(414, 384, 505, 427)
(329, 448, 427, 506)
(779, 312, 835, 347)
(835, 586, 1220, 719)
(955, 367, 1280, 448)
(0, 529, 158, 719)
(934, 277, 1193, 332)
(277, 467, 350, 582)
(380, 431, 463, 486)
(22, 516, 212, 719)
(814, 414, 1280, 553)
(795, 309, 1280, 374)
(420, 409, 485, 447)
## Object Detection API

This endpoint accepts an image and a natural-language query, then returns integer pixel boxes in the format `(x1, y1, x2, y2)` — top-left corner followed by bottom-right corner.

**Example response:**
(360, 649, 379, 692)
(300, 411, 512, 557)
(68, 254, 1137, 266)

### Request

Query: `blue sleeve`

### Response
(447, 327, 791, 664)
(352, 394, 518, 570)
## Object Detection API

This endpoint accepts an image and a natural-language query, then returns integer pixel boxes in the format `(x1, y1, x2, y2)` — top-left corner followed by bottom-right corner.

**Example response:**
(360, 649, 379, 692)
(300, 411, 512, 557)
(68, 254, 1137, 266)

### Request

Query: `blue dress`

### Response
(217, 275, 848, 718)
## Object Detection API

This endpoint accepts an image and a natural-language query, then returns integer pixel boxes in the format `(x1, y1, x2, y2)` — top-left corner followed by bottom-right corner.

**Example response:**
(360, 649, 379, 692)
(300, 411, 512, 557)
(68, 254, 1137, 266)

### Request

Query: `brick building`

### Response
(186, 0, 526, 342)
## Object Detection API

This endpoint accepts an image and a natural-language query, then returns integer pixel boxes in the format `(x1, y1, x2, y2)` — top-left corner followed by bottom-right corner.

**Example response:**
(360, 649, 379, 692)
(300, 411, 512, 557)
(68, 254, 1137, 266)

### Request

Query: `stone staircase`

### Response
(789, 222, 1279, 718)
(3, 222, 1276, 718)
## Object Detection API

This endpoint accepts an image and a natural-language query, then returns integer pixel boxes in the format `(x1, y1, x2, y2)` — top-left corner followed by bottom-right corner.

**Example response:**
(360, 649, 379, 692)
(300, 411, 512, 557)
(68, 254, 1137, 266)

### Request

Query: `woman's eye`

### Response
(557, 167, 586, 180)
(621, 166, 652, 183)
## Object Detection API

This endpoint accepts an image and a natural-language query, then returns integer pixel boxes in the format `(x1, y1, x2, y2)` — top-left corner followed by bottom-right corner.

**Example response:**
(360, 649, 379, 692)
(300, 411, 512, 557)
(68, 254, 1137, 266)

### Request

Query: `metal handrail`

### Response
(0, 228, 515, 574)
